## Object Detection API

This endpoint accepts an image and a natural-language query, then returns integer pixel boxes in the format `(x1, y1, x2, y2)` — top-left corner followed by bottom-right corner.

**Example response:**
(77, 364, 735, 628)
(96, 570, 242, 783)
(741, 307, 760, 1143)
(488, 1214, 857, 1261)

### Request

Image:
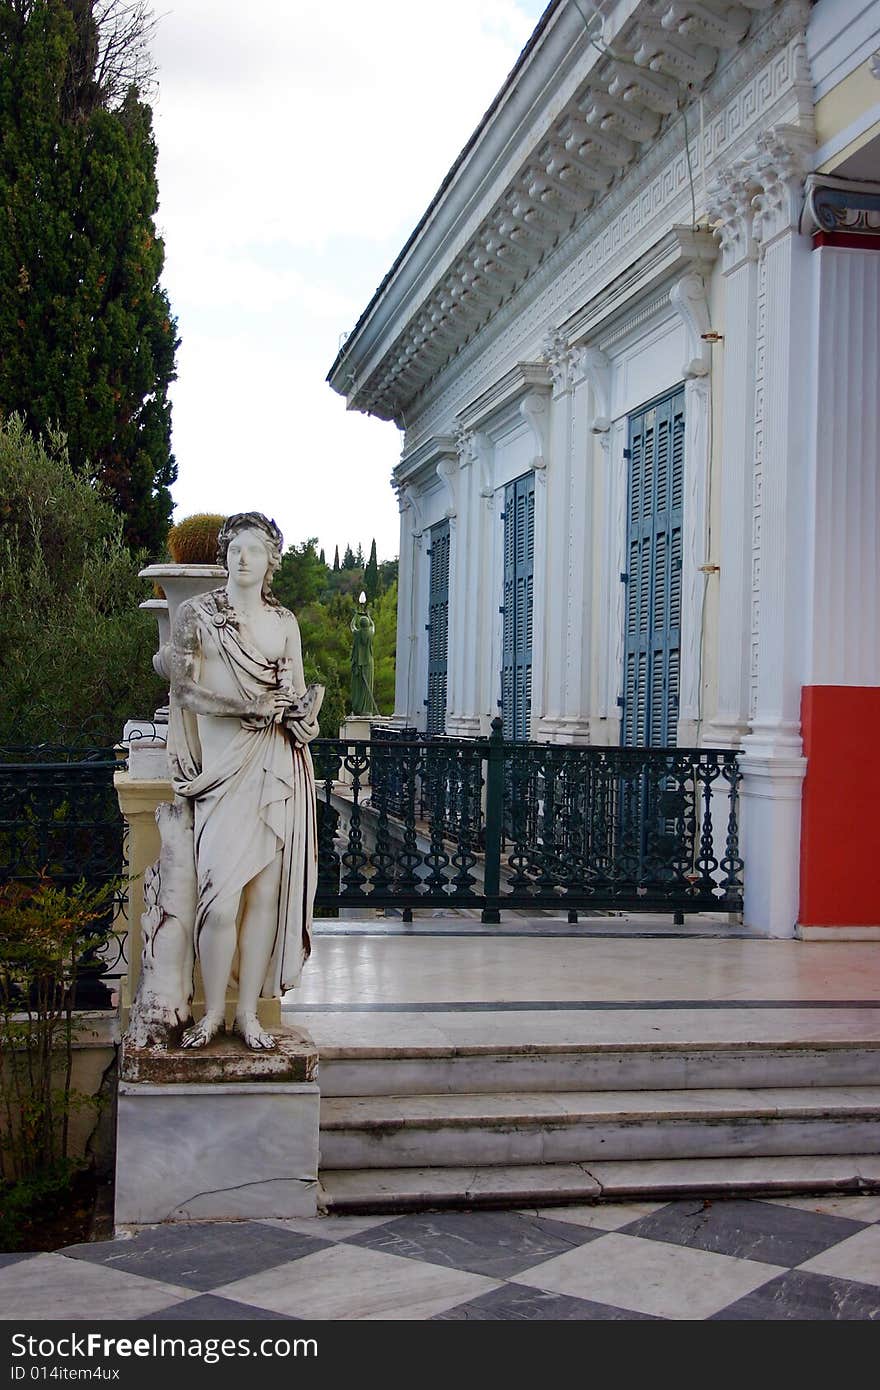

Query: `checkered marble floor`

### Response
(2, 1196, 879, 1321)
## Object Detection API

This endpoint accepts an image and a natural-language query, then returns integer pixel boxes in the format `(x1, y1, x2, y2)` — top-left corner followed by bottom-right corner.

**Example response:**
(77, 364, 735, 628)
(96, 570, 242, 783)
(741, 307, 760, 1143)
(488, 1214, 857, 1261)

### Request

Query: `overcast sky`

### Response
(150, 0, 549, 564)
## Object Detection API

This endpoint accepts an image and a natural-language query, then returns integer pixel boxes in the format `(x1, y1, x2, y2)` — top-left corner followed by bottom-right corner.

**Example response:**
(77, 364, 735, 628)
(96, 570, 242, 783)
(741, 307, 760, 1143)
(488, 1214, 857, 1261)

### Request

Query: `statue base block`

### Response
(115, 1027, 320, 1225)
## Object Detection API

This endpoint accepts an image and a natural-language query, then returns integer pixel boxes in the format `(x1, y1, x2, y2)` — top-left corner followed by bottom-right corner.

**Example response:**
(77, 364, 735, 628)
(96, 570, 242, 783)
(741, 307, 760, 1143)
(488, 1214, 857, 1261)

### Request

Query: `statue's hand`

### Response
(285, 714, 321, 745)
(242, 690, 292, 729)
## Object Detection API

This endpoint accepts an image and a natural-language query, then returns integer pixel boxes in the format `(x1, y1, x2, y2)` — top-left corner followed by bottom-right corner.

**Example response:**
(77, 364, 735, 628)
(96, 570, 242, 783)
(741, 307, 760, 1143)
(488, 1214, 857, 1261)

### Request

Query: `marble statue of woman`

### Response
(349, 612, 378, 716)
(126, 512, 323, 1052)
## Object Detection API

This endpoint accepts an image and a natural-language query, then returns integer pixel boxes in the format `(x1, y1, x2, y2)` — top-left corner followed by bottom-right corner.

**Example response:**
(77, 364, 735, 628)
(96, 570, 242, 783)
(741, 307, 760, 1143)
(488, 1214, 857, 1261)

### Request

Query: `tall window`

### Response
(621, 388, 685, 747)
(425, 519, 450, 735)
(501, 471, 535, 742)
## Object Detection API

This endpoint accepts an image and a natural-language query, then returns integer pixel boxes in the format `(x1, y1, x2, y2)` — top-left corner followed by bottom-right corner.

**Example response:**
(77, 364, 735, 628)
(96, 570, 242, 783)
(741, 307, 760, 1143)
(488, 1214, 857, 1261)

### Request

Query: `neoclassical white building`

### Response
(328, 0, 880, 938)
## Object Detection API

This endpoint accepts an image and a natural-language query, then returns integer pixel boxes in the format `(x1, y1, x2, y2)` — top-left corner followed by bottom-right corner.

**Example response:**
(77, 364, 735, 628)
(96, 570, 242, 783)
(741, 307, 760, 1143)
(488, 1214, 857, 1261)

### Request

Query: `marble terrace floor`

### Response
(3, 912, 879, 1322)
(290, 910, 880, 1051)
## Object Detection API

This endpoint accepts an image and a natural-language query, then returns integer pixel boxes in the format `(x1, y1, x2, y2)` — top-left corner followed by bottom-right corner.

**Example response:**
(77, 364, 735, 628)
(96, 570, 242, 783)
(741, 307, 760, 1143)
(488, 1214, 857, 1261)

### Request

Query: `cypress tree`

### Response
(364, 537, 379, 600)
(0, 0, 178, 553)
(342, 544, 355, 570)
(332, 544, 340, 572)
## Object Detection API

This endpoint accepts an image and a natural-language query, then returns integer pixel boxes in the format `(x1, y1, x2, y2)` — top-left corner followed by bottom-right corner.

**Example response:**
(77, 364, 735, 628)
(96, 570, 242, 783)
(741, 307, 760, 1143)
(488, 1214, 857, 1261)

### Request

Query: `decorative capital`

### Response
(519, 387, 551, 472)
(707, 160, 757, 272)
(541, 327, 575, 397)
(453, 420, 476, 466)
(436, 457, 458, 519)
(669, 272, 712, 379)
(748, 125, 814, 246)
(573, 345, 612, 433)
(402, 484, 425, 541)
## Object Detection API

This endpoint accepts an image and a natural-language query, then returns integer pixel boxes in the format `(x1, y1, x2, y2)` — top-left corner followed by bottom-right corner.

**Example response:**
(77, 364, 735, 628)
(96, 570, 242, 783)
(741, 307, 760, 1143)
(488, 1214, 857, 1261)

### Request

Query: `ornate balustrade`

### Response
(313, 719, 743, 923)
(0, 745, 126, 1005)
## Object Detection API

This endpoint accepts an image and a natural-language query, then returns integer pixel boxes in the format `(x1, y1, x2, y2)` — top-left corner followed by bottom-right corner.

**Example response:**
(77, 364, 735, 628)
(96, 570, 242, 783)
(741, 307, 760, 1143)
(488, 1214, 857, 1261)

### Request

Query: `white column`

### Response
(398, 484, 427, 729)
(703, 167, 758, 749)
(475, 431, 498, 734)
(577, 347, 618, 746)
(669, 272, 715, 747)
(738, 126, 814, 938)
(435, 451, 460, 735)
(560, 356, 595, 745)
(536, 332, 574, 741)
(518, 383, 552, 740)
(391, 486, 415, 726)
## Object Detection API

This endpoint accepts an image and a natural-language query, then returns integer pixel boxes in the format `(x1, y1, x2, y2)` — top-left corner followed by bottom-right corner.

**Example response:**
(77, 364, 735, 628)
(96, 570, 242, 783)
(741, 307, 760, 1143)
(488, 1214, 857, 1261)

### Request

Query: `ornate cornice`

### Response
(562, 225, 717, 347)
(396, 433, 458, 491)
(333, 0, 806, 424)
(453, 361, 552, 434)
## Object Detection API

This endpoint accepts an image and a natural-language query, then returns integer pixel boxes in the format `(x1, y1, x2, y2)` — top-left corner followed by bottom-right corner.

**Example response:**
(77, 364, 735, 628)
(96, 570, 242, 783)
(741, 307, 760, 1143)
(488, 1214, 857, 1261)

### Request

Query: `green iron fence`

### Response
(0, 745, 125, 1006)
(313, 719, 743, 923)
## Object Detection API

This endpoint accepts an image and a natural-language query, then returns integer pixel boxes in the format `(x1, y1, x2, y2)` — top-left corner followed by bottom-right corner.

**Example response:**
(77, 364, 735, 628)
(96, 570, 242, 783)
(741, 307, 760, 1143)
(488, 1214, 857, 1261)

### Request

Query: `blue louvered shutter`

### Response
(501, 472, 535, 741)
(426, 520, 450, 735)
(622, 389, 684, 747)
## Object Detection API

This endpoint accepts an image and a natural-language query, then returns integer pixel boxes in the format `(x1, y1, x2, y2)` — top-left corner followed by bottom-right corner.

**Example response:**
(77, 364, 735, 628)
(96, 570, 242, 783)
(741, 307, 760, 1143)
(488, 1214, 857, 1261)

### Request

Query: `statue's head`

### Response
(359, 615, 371, 630)
(218, 512, 283, 603)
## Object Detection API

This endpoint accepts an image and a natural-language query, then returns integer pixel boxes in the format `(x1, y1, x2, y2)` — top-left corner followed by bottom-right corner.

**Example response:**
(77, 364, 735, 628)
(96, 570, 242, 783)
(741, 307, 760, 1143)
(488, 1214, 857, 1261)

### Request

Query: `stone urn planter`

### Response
(126, 564, 225, 772)
(139, 563, 226, 686)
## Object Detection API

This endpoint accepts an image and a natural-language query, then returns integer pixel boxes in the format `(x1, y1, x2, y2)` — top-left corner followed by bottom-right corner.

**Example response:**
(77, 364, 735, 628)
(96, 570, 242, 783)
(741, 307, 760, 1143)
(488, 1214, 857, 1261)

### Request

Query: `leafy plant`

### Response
(0, 414, 164, 745)
(0, 876, 118, 1213)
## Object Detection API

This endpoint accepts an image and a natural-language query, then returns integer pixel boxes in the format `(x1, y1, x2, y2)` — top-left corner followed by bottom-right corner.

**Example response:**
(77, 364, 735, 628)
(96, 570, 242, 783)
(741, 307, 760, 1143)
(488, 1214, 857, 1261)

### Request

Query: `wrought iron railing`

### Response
(0, 745, 126, 1005)
(312, 720, 743, 922)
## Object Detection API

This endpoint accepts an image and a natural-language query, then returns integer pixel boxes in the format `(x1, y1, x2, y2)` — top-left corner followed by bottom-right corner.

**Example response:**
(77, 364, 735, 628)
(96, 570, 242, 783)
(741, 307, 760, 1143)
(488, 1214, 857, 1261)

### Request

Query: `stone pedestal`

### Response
(338, 715, 374, 787)
(115, 1026, 320, 1224)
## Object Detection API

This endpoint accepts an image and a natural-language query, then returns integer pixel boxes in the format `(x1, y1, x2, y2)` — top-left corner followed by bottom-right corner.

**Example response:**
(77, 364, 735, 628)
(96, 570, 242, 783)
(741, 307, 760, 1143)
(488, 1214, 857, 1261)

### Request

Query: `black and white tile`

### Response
(1, 1196, 878, 1321)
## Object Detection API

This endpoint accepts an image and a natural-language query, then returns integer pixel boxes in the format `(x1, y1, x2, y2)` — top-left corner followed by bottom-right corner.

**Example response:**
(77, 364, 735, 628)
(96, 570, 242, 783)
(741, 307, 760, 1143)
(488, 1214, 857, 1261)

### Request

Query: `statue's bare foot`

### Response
(181, 1014, 224, 1049)
(233, 1013, 277, 1050)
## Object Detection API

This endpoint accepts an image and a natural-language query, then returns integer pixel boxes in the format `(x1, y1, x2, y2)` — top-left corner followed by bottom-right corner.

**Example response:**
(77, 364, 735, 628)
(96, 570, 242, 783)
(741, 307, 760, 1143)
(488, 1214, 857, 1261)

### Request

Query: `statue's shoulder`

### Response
(274, 602, 300, 629)
(174, 588, 227, 640)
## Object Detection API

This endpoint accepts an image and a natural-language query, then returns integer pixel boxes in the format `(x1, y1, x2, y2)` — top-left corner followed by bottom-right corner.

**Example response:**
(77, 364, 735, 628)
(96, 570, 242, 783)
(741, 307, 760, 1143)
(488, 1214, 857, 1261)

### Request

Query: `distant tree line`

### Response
(272, 538, 398, 737)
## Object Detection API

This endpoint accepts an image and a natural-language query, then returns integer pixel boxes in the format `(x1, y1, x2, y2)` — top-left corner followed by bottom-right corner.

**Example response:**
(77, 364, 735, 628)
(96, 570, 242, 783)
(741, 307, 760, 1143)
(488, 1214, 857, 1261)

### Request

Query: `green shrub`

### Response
(0, 415, 164, 745)
(0, 876, 118, 1248)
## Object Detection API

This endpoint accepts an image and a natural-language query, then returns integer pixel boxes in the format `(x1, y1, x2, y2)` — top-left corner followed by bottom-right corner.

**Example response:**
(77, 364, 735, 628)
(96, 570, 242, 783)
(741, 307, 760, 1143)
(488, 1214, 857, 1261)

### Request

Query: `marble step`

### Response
(318, 1086, 880, 1169)
(319, 1153, 880, 1213)
(317, 1042, 880, 1097)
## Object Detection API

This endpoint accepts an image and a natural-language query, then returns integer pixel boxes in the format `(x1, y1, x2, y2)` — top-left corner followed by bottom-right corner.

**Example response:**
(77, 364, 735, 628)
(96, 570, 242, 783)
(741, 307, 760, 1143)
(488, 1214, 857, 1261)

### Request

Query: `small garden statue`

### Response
(349, 604, 378, 716)
(126, 511, 324, 1052)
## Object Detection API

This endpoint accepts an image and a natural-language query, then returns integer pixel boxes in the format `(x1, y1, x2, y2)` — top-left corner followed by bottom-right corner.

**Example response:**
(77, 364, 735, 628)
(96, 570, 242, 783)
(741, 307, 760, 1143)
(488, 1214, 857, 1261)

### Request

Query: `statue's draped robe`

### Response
(169, 590, 316, 994)
(350, 619, 378, 716)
